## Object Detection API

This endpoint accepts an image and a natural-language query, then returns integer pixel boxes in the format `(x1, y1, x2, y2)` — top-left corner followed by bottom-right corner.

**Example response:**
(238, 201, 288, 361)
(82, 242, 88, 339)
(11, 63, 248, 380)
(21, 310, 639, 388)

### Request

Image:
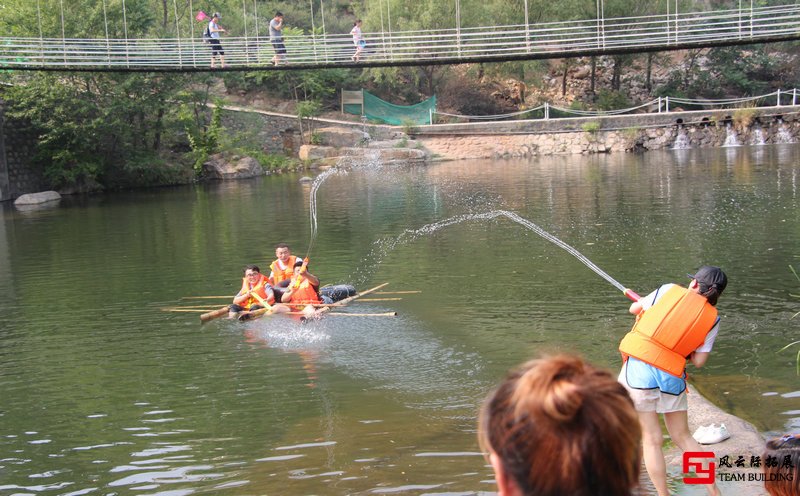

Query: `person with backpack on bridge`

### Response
(207, 12, 226, 69)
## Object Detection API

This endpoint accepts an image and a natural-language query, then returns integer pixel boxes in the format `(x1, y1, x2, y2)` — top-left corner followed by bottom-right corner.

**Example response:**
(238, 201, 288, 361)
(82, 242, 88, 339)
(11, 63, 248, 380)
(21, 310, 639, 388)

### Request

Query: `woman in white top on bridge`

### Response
(350, 20, 365, 62)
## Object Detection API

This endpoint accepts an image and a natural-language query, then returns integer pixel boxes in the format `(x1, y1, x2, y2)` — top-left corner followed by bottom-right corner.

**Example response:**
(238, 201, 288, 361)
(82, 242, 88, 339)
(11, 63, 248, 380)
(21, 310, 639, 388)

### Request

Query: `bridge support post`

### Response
(544, 102, 549, 120)
(665, 96, 670, 112)
(776, 89, 781, 106)
(793, 89, 797, 106)
(0, 104, 8, 202)
(658, 97, 662, 113)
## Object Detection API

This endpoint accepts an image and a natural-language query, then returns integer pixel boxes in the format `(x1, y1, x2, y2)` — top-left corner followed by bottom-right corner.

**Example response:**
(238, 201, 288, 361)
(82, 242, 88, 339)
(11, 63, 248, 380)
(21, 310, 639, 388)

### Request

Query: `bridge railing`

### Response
(1, 4, 799, 70)
(433, 89, 800, 123)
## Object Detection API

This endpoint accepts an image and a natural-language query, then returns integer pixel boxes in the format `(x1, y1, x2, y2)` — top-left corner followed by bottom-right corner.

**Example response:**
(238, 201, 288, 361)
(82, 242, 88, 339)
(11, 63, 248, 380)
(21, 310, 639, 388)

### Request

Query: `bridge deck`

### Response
(2, 4, 800, 72)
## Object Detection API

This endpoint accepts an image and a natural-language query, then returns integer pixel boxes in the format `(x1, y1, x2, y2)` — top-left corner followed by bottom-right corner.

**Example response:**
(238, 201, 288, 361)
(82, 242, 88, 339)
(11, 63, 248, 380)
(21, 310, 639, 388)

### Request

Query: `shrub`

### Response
(596, 89, 631, 111)
(582, 121, 601, 134)
(733, 106, 758, 130)
(401, 119, 418, 136)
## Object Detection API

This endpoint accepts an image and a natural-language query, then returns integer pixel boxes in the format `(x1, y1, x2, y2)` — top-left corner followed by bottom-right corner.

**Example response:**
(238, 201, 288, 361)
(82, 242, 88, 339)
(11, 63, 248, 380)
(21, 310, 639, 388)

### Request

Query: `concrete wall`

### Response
(0, 102, 43, 202)
(415, 106, 800, 160)
(220, 105, 398, 155)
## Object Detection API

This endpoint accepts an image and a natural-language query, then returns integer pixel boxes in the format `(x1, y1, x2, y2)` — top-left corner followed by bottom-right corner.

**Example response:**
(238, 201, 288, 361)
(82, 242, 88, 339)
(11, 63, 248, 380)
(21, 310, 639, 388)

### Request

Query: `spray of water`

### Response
(357, 210, 629, 295)
(306, 150, 385, 259)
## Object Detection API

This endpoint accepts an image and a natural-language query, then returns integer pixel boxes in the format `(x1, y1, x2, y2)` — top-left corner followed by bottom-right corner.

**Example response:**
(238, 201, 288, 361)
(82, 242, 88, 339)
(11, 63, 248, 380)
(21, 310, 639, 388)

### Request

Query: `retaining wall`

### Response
(415, 106, 800, 160)
(0, 102, 43, 202)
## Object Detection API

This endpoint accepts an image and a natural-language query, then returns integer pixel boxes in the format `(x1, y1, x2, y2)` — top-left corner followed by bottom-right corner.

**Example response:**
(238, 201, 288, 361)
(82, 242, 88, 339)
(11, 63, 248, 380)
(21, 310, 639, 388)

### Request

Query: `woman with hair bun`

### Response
(763, 434, 800, 496)
(478, 354, 642, 496)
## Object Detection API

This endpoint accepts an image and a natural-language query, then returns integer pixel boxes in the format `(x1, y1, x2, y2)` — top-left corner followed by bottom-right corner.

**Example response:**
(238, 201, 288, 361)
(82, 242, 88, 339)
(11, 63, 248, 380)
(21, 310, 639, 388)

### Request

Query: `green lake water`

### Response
(0, 146, 798, 495)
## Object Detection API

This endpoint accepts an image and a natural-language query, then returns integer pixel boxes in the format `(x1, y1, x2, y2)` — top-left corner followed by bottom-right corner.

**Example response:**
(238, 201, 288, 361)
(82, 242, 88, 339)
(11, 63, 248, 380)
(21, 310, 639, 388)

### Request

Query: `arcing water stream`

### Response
(359, 209, 635, 299)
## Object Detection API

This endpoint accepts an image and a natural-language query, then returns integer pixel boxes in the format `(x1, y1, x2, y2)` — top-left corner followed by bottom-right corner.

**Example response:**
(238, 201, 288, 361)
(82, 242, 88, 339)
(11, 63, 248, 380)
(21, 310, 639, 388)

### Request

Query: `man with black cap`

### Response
(208, 12, 226, 68)
(270, 258, 322, 318)
(617, 265, 727, 496)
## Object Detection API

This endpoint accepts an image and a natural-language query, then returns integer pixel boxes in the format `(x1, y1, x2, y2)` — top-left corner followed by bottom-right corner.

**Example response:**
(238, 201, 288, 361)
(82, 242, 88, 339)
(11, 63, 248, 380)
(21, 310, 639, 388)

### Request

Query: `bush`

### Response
(596, 89, 631, 111)
(582, 121, 601, 134)
(733, 107, 757, 130)
(401, 119, 418, 136)
(438, 74, 507, 117)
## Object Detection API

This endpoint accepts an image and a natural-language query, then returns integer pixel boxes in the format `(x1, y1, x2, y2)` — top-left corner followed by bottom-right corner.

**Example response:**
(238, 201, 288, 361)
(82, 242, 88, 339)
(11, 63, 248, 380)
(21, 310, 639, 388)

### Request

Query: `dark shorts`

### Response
(229, 303, 263, 313)
(210, 39, 224, 55)
(271, 40, 286, 55)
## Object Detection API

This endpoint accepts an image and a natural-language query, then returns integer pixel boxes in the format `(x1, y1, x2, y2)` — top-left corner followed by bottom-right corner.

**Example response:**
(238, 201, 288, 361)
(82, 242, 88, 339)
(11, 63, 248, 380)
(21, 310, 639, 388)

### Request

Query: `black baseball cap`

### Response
(213, 12, 221, 19)
(294, 259, 304, 268)
(688, 265, 727, 293)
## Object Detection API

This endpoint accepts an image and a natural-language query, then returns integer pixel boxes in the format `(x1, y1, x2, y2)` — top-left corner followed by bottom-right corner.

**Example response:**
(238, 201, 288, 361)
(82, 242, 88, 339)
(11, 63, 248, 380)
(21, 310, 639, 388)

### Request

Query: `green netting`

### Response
(344, 90, 436, 125)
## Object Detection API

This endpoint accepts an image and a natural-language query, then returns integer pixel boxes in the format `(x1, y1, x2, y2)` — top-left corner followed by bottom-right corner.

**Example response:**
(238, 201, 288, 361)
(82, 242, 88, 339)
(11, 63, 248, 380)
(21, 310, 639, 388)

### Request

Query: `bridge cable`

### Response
(59, 0, 65, 63)
(102, 0, 110, 65)
(174, 0, 182, 66)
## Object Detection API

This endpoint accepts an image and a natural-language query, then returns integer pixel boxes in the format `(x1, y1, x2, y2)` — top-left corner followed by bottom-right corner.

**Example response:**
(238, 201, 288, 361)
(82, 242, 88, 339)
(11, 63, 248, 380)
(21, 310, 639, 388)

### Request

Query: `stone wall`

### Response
(0, 102, 43, 202)
(220, 106, 398, 156)
(220, 108, 303, 155)
(415, 106, 800, 160)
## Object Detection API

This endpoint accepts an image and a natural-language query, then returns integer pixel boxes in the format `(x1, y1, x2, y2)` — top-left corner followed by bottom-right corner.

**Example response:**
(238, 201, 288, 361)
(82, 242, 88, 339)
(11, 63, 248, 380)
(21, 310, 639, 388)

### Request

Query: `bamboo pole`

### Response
(182, 295, 235, 299)
(200, 306, 230, 322)
(162, 308, 218, 312)
(244, 282, 390, 322)
(353, 297, 403, 302)
(314, 282, 389, 318)
(290, 311, 397, 317)
(164, 305, 222, 309)
(183, 290, 419, 299)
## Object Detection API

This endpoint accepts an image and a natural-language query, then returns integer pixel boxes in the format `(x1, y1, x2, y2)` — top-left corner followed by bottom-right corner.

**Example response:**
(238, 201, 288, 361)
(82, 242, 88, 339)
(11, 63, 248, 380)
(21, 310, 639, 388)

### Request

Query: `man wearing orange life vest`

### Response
(228, 264, 275, 318)
(268, 243, 299, 302)
(271, 259, 321, 318)
(618, 265, 728, 496)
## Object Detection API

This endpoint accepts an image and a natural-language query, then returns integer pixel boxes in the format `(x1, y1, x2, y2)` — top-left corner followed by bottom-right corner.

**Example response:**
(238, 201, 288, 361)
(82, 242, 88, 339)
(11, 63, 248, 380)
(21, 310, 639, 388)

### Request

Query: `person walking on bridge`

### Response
(270, 12, 287, 66)
(350, 20, 365, 62)
(208, 12, 226, 69)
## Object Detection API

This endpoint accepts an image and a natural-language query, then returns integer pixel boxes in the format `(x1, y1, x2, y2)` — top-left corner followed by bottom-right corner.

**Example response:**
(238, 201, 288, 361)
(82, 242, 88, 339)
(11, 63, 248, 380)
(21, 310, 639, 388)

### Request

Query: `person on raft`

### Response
(268, 243, 305, 302)
(271, 259, 322, 318)
(617, 265, 728, 496)
(229, 264, 275, 318)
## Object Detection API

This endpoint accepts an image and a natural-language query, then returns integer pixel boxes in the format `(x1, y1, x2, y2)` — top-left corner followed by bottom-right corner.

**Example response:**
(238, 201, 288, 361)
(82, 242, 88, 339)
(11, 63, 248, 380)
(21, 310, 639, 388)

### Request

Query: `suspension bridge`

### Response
(2, 3, 800, 72)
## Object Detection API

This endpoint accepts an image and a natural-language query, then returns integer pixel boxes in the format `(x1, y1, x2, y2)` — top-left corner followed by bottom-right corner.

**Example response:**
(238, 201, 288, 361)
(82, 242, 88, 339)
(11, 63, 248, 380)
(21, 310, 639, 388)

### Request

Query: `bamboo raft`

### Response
(191, 282, 398, 322)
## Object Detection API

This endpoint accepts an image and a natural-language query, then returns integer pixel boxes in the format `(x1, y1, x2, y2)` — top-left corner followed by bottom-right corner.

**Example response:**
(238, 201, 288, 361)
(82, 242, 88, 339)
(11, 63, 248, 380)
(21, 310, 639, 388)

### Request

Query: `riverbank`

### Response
(217, 103, 800, 166)
(678, 385, 767, 495)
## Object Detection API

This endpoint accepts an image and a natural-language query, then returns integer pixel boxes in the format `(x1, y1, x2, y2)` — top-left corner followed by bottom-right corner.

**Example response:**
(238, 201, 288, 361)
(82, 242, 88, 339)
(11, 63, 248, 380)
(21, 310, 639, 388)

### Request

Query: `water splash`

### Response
(723, 123, 740, 147)
(357, 210, 628, 294)
(750, 127, 766, 146)
(776, 119, 795, 144)
(307, 150, 384, 257)
(308, 167, 345, 257)
(672, 127, 690, 149)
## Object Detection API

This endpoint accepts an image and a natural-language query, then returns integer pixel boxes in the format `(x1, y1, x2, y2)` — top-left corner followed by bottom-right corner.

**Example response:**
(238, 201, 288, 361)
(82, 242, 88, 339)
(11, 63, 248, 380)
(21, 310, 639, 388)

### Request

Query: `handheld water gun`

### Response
(250, 290, 272, 310)
(623, 288, 641, 302)
(292, 258, 310, 289)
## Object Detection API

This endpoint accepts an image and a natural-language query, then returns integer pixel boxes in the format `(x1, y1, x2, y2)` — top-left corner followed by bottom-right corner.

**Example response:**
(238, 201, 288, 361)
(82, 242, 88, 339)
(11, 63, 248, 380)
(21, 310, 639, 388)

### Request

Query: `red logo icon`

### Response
(683, 451, 716, 484)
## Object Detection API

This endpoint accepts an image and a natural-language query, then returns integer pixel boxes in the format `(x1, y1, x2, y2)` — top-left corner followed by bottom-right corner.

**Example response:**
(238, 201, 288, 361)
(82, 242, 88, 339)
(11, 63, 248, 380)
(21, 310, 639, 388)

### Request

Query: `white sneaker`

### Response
(693, 423, 730, 444)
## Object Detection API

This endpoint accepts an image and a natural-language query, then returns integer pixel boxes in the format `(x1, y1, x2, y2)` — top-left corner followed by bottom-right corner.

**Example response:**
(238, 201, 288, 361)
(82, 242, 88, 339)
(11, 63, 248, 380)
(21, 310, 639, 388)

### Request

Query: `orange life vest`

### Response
(238, 273, 274, 310)
(619, 285, 718, 377)
(289, 277, 321, 309)
(270, 256, 298, 284)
